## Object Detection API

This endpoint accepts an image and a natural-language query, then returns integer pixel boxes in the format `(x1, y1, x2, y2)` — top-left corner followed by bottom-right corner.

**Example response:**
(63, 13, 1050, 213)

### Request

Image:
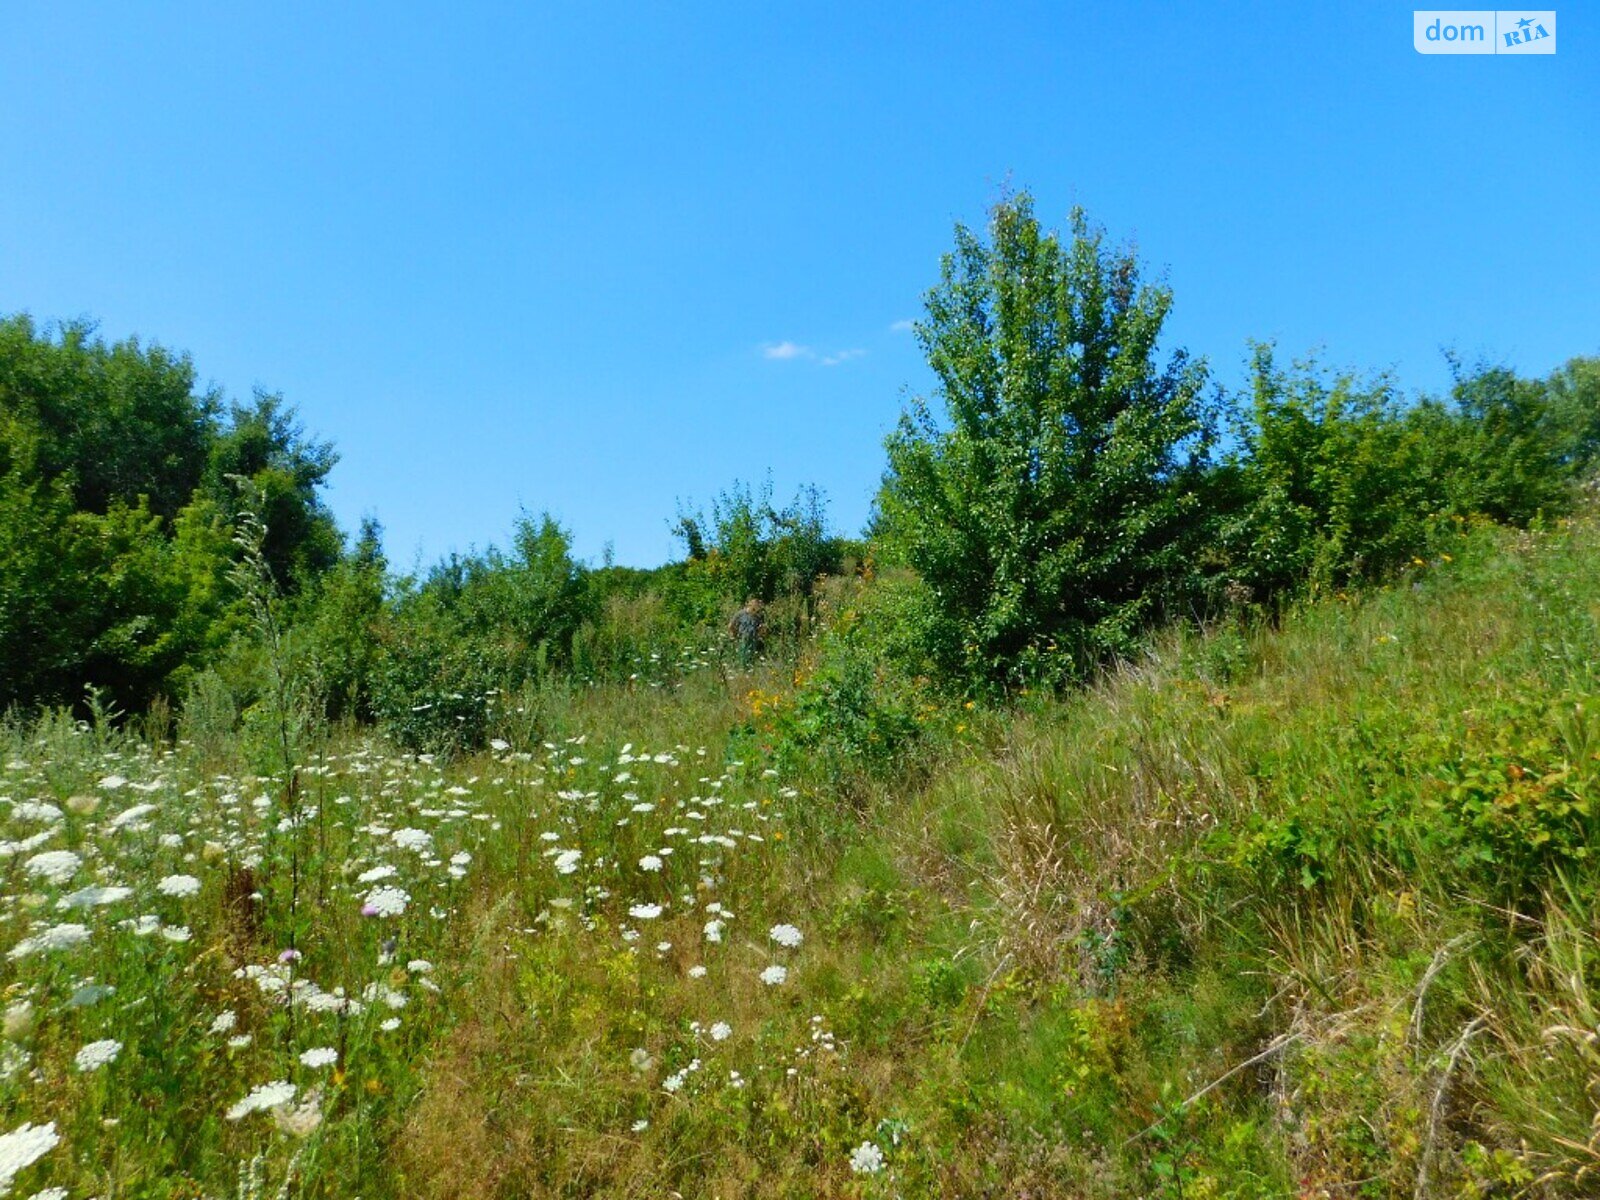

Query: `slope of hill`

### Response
(2, 513, 1598, 1198)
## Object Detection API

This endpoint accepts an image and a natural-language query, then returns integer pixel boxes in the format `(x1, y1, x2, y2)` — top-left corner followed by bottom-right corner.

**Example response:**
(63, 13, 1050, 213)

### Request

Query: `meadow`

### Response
(3, 509, 1600, 1198)
(5, 196, 1600, 1198)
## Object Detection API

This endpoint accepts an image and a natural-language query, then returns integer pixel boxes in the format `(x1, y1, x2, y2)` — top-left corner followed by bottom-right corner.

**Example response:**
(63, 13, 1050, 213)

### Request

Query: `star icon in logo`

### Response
(1517, 16, 1533, 29)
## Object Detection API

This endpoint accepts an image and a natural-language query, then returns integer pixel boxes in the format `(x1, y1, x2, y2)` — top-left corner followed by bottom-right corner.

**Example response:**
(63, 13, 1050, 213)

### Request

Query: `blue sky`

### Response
(2, 3, 1594, 568)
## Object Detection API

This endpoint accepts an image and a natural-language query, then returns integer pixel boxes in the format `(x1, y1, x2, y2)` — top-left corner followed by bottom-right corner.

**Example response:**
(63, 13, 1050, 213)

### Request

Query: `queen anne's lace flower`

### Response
(8, 923, 90, 959)
(849, 1142, 885, 1175)
(0, 1121, 59, 1193)
(226, 1080, 296, 1120)
(22, 850, 81, 885)
(74, 1039, 122, 1072)
(363, 885, 409, 917)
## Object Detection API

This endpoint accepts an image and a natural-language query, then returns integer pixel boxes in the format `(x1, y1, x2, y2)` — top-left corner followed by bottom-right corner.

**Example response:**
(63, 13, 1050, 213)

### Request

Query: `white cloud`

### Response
(762, 341, 814, 361)
(889, 319, 915, 333)
(820, 349, 867, 367)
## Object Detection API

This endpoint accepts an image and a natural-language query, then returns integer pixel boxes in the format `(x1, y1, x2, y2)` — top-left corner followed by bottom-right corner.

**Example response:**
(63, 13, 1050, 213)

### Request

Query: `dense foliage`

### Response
(874, 194, 1599, 691)
(0, 317, 339, 712)
(878, 196, 1212, 687)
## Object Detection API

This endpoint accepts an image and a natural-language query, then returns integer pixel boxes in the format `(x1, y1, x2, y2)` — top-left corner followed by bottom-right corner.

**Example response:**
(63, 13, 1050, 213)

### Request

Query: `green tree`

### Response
(204, 391, 341, 591)
(0, 315, 215, 519)
(304, 516, 388, 721)
(877, 194, 1210, 687)
(0, 313, 342, 711)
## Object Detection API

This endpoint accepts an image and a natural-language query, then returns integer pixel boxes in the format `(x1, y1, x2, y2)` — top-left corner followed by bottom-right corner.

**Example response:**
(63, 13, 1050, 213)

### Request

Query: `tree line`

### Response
(3, 193, 1596, 745)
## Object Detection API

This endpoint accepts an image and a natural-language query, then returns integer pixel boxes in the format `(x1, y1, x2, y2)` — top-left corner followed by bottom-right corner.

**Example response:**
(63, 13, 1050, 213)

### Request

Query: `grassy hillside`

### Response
(3, 512, 1600, 1198)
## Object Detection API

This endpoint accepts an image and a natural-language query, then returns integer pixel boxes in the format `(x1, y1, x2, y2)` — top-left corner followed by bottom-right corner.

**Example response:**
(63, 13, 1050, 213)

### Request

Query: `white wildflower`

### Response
(391, 828, 432, 853)
(849, 1142, 885, 1174)
(74, 1038, 122, 1072)
(759, 964, 788, 986)
(226, 1080, 296, 1120)
(22, 851, 81, 885)
(363, 885, 409, 917)
(8, 923, 90, 959)
(107, 803, 158, 831)
(0, 1121, 59, 1193)
(638, 854, 663, 872)
(299, 1047, 338, 1069)
(156, 874, 201, 898)
(56, 884, 132, 909)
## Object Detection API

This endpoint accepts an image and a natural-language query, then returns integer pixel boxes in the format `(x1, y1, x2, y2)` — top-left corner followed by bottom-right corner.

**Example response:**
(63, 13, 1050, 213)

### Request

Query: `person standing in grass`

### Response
(728, 597, 765, 666)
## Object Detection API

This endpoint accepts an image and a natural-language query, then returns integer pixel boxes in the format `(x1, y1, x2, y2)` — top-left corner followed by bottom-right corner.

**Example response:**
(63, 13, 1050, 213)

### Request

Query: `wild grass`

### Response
(3, 515, 1600, 1197)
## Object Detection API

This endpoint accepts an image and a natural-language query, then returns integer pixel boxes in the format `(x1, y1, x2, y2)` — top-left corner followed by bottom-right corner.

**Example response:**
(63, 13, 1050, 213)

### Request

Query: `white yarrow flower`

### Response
(638, 854, 663, 872)
(769, 923, 803, 948)
(156, 873, 202, 898)
(759, 964, 788, 986)
(299, 1047, 338, 1069)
